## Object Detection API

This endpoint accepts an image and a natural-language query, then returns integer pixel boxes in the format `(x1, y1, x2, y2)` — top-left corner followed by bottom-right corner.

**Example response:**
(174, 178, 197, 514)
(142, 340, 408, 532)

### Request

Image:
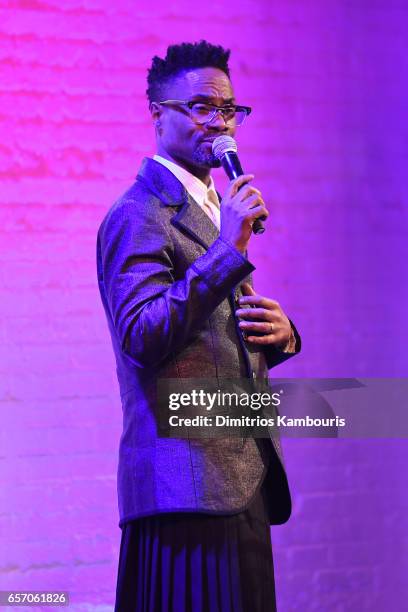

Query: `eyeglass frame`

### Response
(157, 99, 252, 126)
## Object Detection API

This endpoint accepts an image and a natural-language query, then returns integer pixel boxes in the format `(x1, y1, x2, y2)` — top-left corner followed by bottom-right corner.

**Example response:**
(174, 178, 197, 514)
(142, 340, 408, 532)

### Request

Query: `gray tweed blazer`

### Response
(97, 158, 300, 527)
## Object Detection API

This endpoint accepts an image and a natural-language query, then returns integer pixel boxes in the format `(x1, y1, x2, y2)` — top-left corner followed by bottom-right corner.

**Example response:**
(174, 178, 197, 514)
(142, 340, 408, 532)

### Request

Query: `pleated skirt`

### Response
(114, 483, 276, 612)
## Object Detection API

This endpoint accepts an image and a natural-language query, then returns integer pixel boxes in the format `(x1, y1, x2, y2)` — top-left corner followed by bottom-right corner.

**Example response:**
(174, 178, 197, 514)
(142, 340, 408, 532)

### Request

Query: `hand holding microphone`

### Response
(212, 136, 268, 248)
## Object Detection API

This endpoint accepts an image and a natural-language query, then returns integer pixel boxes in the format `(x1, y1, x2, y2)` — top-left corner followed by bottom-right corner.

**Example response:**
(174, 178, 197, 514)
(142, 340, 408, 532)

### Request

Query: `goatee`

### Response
(193, 148, 222, 168)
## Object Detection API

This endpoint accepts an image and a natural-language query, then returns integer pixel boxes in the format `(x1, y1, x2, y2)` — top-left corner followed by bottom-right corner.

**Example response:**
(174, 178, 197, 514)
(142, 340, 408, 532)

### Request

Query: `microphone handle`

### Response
(221, 152, 266, 235)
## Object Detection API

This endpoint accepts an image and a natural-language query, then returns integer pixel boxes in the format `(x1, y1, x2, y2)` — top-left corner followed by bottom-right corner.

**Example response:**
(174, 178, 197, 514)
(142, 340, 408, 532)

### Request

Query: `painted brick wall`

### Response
(1, 1, 407, 610)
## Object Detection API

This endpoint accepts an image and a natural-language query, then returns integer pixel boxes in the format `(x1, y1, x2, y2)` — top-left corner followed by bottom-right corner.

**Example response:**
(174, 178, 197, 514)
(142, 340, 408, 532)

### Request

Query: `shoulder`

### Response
(98, 179, 165, 236)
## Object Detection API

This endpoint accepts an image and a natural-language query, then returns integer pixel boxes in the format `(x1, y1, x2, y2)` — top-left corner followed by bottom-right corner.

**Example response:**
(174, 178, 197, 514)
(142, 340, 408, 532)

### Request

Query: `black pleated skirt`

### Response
(114, 483, 276, 612)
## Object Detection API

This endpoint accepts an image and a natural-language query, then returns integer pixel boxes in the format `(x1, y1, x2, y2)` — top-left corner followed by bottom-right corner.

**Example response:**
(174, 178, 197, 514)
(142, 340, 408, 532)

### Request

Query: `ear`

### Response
(150, 101, 162, 124)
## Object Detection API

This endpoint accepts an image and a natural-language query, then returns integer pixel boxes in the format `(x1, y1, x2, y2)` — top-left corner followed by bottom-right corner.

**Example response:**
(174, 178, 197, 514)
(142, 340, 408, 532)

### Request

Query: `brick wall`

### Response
(1, 1, 407, 610)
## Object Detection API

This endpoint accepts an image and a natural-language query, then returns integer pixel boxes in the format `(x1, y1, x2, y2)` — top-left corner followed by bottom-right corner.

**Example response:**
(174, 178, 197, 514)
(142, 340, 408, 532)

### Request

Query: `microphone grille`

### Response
(212, 135, 238, 160)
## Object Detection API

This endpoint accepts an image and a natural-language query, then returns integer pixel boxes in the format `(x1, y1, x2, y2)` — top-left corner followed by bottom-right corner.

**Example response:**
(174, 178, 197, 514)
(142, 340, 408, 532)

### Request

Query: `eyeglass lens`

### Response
(191, 103, 247, 126)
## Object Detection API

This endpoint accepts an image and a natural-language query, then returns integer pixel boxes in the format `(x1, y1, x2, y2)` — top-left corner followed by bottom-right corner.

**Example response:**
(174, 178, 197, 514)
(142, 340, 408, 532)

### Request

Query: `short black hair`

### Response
(146, 40, 231, 104)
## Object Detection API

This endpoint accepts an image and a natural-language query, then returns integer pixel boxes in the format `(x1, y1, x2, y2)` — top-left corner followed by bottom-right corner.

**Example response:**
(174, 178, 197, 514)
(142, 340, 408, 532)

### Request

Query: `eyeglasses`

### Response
(158, 100, 252, 127)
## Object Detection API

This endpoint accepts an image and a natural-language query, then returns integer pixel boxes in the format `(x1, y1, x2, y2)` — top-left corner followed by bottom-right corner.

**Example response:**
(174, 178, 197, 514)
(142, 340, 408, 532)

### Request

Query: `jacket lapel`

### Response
(171, 193, 219, 251)
(137, 157, 219, 251)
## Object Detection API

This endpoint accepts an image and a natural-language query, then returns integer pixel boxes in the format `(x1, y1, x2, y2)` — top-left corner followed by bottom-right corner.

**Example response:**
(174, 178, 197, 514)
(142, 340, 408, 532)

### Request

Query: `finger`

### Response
(238, 320, 277, 334)
(239, 185, 262, 201)
(227, 174, 255, 197)
(242, 192, 265, 208)
(246, 203, 269, 222)
(238, 296, 280, 309)
(245, 335, 285, 345)
(235, 307, 276, 320)
(245, 195, 269, 221)
(240, 282, 256, 297)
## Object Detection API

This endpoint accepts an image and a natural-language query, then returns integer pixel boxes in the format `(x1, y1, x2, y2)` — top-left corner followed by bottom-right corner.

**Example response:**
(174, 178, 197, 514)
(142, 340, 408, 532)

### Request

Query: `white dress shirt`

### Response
(153, 155, 220, 229)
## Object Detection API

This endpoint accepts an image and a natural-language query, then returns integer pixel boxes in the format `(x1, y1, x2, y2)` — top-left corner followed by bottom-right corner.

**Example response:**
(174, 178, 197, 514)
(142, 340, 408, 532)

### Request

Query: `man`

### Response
(97, 41, 300, 612)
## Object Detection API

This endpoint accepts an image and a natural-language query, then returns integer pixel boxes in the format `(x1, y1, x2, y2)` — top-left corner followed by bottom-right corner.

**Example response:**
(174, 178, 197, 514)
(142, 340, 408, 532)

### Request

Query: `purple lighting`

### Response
(1, 1, 407, 609)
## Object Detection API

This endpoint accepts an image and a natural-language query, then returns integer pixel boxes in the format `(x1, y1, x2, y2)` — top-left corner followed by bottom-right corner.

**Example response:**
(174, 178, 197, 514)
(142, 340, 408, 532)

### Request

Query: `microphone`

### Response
(212, 135, 266, 235)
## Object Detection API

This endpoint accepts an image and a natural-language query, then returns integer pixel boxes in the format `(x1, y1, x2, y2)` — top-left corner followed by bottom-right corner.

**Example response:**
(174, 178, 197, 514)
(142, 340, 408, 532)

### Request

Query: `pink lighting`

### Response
(1, 1, 407, 609)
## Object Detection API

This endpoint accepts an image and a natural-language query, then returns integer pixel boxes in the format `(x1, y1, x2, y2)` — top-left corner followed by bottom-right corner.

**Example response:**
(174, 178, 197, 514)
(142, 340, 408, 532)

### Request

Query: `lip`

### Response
(202, 135, 229, 146)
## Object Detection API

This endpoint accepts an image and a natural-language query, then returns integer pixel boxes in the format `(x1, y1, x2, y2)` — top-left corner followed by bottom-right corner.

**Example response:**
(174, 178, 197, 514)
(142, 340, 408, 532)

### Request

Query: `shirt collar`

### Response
(153, 155, 218, 208)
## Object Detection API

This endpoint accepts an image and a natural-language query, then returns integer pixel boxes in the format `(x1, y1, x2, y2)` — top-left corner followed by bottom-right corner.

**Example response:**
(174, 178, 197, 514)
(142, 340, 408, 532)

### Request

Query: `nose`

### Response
(206, 109, 229, 130)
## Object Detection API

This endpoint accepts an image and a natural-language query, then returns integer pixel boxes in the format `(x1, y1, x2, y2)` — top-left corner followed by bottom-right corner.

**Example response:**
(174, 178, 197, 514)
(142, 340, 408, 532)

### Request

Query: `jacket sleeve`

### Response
(98, 198, 255, 369)
(264, 319, 302, 369)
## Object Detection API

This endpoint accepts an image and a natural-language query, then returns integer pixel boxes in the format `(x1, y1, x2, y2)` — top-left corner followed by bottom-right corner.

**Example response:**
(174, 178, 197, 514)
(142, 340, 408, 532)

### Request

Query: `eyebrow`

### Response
(191, 94, 236, 104)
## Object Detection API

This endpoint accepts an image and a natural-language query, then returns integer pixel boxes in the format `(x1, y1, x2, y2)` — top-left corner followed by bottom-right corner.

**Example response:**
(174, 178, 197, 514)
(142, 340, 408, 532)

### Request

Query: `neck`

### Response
(156, 149, 211, 186)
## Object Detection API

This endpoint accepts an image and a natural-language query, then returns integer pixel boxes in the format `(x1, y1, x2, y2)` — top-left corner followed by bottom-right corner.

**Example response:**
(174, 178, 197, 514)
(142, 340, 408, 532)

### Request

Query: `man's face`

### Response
(153, 67, 236, 175)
